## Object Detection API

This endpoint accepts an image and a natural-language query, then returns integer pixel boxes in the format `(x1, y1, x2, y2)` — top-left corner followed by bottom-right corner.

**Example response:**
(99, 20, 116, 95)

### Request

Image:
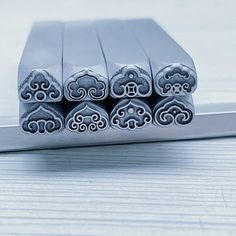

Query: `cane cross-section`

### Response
(20, 104, 63, 134)
(19, 70, 63, 103)
(110, 66, 152, 98)
(111, 99, 152, 130)
(64, 70, 108, 101)
(153, 97, 194, 126)
(65, 102, 109, 133)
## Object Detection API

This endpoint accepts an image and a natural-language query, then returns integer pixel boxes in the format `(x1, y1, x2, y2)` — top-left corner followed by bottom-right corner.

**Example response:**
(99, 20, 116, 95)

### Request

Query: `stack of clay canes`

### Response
(18, 19, 197, 135)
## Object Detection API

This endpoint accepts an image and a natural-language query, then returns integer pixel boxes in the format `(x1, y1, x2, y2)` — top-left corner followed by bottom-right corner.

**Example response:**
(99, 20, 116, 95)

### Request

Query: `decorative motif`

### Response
(65, 102, 109, 133)
(155, 64, 197, 96)
(19, 70, 62, 102)
(110, 99, 152, 130)
(21, 105, 63, 134)
(154, 98, 193, 126)
(64, 70, 108, 101)
(110, 66, 152, 98)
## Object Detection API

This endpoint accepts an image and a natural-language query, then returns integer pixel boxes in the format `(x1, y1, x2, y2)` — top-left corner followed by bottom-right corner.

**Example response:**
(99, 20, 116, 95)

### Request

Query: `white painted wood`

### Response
(0, 0, 236, 235)
(0, 140, 236, 236)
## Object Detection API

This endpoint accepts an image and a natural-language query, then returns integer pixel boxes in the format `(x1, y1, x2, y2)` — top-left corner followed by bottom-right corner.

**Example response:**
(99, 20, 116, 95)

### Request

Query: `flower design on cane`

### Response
(154, 98, 193, 126)
(110, 66, 152, 98)
(19, 70, 62, 102)
(155, 64, 197, 96)
(111, 99, 152, 130)
(21, 105, 63, 134)
(66, 103, 109, 133)
(65, 70, 108, 101)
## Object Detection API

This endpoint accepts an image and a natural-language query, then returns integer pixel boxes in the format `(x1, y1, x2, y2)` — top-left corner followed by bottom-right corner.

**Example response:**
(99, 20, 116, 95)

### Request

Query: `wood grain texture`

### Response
(0, 139, 236, 235)
(0, 0, 236, 235)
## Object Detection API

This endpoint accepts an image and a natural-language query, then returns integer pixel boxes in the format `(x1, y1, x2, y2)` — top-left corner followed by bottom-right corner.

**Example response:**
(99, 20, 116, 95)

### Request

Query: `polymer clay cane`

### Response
(20, 103, 64, 134)
(17, 18, 197, 138)
(94, 20, 152, 99)
(2, 103, 236, 152)
(153, 96, 194, 127)
(65, 102, 109, 133)
(63, 21, 109, 102)
(126, 18, 197, 96)
(18, 22, 63, 103)
(110, 98, 152, 130)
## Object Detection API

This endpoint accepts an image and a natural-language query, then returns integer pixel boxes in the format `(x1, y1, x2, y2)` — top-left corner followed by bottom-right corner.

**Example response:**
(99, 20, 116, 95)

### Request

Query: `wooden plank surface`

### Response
(0, 140, 236, 236)
(0, 0, 236, 235)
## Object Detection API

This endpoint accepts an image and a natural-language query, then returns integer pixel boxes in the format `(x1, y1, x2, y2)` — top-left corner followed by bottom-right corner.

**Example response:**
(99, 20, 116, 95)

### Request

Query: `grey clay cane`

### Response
(65, 102, 109, 133)
(63, 21, 109, 102)
(18, 18, 197, 137)
(18, 22, 63, 103)
(95, 20, 152, 99)
(153, 96, 194, 126)
(110, 99, 152, 130)
(126, 19, 197, 96)
(20, 103, 64, 134)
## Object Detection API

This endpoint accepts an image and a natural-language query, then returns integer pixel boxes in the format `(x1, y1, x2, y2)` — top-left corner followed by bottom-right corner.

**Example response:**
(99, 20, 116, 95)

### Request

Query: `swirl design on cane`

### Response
(111, 100, 152, 130)
(65, 70, 108, 101)
(154, 98, 193, 126)
(110, 66, 152, 98)
(66, 103, 108, 133)
(19, 70, 62, 102)
(21, 105, 63, 134)
(155, 64, 197, 96)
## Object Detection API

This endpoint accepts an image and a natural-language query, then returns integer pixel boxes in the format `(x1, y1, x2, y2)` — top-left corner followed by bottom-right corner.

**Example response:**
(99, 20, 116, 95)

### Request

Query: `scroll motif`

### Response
(19, 70, 62, 102)
(65, 70, 108, 101)
(110, 66, 152, 98)
(21, 105, 63, 134)
(155, 64, 197, 96)
(154, 98, 193, 126)
(66, 103, 109, 133)
(111, 99, 152, 130)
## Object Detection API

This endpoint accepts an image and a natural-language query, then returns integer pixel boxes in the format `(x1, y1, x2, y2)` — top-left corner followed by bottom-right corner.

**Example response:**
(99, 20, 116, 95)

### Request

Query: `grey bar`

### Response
(63, 21, 109, 101)
(95, 20, 152, 99)
(110, 99, 152, 130)
(65, 102, 109, 133)
(153, 96, 194, 126)
(18, 22, 63, 103)
(126, 18, 197, 96)
(19, 103, 64, 134)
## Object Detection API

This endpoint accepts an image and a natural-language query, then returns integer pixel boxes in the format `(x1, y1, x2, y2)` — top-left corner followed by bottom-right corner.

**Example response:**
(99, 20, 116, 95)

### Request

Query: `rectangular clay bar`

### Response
(94, 19, 152, 99)
(63, 21, 109, 102)
(126, 18, 197, 96)
(18, 22, 63, 103)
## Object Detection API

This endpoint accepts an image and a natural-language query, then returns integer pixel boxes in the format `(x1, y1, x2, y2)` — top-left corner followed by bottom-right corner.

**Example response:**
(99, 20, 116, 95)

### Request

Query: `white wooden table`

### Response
(0, 0, 235, 235)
